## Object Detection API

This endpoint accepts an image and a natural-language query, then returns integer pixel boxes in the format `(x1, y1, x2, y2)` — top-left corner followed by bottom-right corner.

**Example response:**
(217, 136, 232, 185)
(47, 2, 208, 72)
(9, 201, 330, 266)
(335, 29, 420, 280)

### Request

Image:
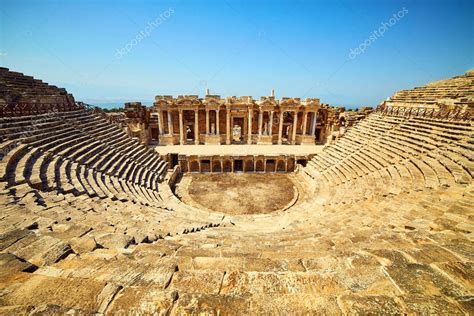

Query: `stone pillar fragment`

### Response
(216, 109, 220, 135)
(292, 111, 298, 144)
(311, 111, 317, 136)
(258, 110, 263, 136)
(179, 110, 184, 145)
(167, 111, 173, 135)
(226, 109, 231, 145)
(194, 109, 199, 145)
(158, 110, 164, 134)
(247, 109, 252, 144)
(302, 111, 308, 135)
(278, 111, 284, 144)
(269, 111, 274, 137)
(206, 110, 210, 134)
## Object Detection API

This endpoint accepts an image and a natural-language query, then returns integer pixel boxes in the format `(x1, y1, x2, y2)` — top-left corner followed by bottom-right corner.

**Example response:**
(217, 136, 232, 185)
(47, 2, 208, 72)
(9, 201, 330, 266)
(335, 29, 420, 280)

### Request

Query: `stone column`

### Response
(158, 110, 164, 134)
(278, 110, 284, 144)
(302, 111, 308, 135)
(247, 108, 253, 144)
(167, 110, 173, 135)
(311, 111, 317, 136)
(226, 108, 231, 145)
(216, 109, 220, 135)
(292, 111, 298, 144)
(194, 109, 199, 145)
(269, 111, 274, 137)
(258, 110, 263, 136)
(179, 110, 184, 145)
(205, 110, 210, 134)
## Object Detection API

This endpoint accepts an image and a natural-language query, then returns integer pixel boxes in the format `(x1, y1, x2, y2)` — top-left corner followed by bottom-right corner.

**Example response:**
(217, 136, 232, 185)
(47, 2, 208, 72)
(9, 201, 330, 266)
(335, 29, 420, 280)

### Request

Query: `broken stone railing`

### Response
(376, 105, 472, 121)
(0, 102, 82, 117)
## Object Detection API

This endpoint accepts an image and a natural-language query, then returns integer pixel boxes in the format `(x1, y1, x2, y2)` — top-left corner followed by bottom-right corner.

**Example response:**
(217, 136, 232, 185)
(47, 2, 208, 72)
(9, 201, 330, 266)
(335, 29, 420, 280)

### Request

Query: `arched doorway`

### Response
(256, 160, 264, 172)
(277, 160, 286, 172)
(190, 160, 199, 172)
(244, 160, 254, 172)
(266, 159, 276, 172)
(223, 160, 232, 172)
(212, 160, 221, 173)
(234, 160, 243, 172)
(201, 160, 211, 173)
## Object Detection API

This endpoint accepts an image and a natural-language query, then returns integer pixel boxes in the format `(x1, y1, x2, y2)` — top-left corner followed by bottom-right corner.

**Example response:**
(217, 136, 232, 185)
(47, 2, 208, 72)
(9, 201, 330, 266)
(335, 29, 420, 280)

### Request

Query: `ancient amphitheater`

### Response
(0, 67, 473, 315)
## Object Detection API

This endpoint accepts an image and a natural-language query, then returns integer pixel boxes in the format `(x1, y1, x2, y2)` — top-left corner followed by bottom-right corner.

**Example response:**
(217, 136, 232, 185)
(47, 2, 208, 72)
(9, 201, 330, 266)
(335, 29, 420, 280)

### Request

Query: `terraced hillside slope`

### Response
(0, 70, 472, 315)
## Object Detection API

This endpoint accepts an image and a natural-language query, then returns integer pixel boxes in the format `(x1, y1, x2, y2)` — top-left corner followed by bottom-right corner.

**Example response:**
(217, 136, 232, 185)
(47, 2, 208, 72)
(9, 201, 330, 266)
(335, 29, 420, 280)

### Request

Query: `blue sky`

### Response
(1, 0, 473, 108)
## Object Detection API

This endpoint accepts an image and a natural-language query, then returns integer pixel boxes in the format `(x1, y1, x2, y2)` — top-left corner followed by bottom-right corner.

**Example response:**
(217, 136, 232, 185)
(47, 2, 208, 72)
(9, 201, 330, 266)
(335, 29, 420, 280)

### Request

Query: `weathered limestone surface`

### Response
(0, 69, 472, 314)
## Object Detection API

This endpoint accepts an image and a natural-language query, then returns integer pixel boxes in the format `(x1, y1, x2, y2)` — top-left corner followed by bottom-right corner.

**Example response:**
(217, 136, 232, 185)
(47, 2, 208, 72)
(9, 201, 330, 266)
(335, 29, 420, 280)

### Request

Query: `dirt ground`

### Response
(185, 173, 296, 215)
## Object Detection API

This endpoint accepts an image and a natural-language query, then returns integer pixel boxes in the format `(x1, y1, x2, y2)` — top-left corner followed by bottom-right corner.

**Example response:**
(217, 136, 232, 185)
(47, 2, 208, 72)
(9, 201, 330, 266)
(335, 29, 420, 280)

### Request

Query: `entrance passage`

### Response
(201, 160, 211, 173)
(234, 159, 243, 172)
(297, 159, 307, 167)
(170, 154, 179, 168)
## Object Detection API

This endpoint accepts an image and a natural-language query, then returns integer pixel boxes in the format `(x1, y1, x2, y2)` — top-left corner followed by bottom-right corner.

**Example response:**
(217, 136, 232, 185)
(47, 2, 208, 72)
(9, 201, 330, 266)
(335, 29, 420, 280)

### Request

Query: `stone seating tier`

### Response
(308, 113, 472, 206)
(0, 109, 168, 207)
(0, 69, 473, 313)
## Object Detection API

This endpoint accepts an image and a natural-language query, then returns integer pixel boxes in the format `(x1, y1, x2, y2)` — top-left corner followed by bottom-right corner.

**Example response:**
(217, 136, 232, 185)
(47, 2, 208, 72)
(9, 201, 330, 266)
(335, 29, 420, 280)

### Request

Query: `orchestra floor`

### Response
(175, 173, 298, 215)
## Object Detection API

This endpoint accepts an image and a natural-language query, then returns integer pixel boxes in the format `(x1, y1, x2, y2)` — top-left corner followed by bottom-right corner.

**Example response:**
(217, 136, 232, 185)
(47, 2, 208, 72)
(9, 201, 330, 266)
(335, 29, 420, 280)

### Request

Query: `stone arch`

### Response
(276, 160, 286, 172)
(201, 160, 211, 173)
(190, 160, 199, 172)
(234, 160, 243, 172)
(255, 160, 264, 172)
(266, 159, 276, 172)
(223, 160, 232, 172)
(244, 160, 254, 172)
(212, 160, 221, 172)
(287, 159, 295, 171)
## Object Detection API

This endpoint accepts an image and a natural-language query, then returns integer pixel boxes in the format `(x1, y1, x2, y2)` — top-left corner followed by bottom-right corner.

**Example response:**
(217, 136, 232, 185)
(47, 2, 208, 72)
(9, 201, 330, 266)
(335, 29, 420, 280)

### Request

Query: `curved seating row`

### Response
(0, 109, 168, 207)
(304, 113, 473, 204)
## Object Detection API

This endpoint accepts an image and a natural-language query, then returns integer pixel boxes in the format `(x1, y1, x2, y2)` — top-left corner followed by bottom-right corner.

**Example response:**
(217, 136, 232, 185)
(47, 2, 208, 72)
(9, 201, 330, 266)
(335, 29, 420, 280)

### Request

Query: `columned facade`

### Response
(154, 95, 320, 145)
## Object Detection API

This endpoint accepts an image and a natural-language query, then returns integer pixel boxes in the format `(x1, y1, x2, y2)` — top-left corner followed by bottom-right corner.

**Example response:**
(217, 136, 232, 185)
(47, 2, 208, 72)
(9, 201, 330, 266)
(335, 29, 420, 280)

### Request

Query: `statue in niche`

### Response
(232, 125, 242, 142)
(186, 126, 191, 140)
(263, 122, 268, 136)
(211, 123, 215, 135)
